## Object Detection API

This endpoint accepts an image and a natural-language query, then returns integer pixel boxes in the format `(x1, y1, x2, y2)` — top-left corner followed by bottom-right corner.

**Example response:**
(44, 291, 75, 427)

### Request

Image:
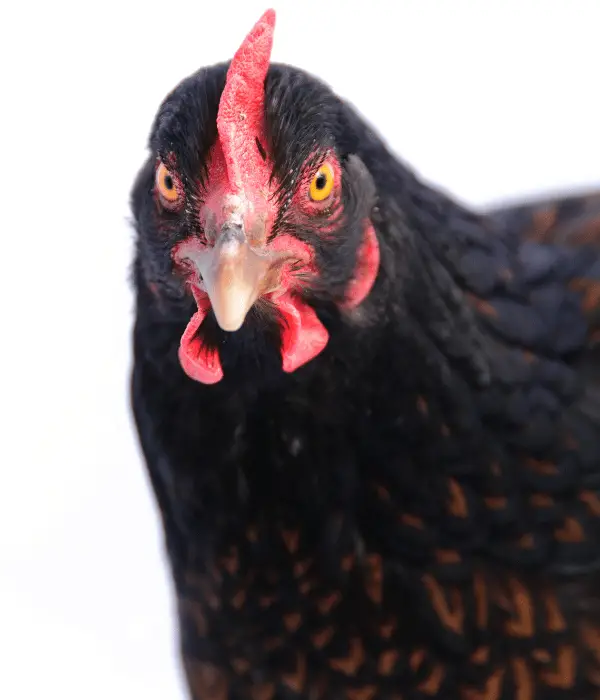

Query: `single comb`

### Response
(216, 9, 276, 193)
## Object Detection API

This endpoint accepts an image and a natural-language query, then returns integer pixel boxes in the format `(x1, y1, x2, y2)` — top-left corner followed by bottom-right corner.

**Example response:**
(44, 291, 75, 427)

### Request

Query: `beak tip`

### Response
(212, 303, 251, 332)
(217, 318, 245, 333)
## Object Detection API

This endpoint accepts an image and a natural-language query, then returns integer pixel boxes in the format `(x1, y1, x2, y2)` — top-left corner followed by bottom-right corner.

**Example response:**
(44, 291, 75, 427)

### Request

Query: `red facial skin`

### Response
(161, 9, 380, 384)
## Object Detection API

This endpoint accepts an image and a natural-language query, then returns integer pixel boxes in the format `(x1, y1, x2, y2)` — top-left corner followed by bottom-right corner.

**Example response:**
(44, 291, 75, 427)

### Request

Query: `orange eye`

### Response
(155, 162, 182, 207)
(309, 162, 334, 202)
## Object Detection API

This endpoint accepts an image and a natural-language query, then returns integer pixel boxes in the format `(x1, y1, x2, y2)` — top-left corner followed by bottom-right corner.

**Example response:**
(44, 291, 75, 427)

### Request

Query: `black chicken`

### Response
(130, 9, 600, 699)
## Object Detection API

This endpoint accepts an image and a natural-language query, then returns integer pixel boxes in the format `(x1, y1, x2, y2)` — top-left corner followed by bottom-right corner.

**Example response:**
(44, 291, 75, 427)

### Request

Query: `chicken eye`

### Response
(309, 163, 334, 202)
(156, 162, 182, 208)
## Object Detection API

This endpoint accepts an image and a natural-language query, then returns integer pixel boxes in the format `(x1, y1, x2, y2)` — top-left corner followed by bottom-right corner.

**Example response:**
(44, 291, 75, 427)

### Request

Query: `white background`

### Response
(1, 1, 599, 698)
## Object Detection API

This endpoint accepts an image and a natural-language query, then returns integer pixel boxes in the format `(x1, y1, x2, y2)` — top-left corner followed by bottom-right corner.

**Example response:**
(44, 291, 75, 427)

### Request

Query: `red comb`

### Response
(216, 9, 276, 192)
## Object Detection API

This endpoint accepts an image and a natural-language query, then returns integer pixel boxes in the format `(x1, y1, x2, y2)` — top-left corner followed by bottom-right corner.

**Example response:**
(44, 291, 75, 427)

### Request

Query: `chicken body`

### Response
(131, 13, 600, 700)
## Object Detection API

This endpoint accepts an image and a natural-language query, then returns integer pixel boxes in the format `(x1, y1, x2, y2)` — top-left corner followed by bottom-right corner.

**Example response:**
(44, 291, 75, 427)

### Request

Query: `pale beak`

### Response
(190, 224, 271, 332)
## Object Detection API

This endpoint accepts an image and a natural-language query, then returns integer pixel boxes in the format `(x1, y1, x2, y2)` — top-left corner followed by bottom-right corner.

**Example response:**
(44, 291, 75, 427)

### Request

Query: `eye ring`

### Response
(155, 161, 183, 209)
(309, 162, 335, 202)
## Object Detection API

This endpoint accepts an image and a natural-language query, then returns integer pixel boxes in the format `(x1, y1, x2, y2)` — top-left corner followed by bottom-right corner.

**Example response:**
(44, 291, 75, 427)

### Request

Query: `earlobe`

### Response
(342, 222, 380, 309)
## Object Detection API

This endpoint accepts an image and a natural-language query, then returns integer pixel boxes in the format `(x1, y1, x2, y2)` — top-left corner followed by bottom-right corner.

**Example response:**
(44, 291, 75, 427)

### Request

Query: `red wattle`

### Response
(178, 292, 224, 384)
(277, 293, 329, 373)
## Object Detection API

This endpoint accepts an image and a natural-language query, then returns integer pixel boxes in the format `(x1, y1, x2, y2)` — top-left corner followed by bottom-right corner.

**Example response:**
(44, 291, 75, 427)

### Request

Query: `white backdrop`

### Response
(1, 1, 599, 698)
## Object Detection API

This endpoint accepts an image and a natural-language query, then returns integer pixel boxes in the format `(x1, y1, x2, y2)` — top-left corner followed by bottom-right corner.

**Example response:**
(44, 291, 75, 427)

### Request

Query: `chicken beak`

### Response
(193, 224, 271, 332)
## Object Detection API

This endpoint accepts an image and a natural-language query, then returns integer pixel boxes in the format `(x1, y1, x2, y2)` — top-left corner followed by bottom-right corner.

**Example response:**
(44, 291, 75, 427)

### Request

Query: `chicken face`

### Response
(139, 9, 380, 384)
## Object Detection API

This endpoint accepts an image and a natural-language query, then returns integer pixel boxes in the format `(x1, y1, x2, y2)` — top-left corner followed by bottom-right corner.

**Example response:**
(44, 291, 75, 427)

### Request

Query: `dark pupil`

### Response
(315, 172, 327, 190)
(164, 174, 174, 190)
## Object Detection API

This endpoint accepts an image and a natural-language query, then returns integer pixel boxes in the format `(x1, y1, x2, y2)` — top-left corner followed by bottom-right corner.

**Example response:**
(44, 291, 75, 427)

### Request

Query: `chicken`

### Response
(130, 8, 600, 699)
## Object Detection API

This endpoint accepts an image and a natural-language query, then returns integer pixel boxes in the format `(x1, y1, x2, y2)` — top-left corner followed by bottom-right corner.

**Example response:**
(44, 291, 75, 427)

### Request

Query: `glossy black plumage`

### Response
(131, 60, 600, 699)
